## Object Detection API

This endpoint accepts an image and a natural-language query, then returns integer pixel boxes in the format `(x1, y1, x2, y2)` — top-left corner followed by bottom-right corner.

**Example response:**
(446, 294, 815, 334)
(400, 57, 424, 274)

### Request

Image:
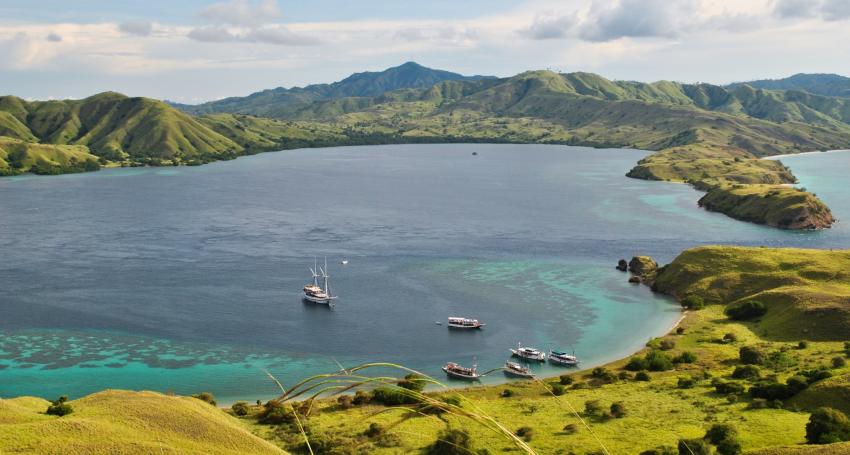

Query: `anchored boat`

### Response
(510, 343, 546, 362)
(447, 317, 485, 329)
(503, 361, 534, 378)
(549, 349, 579, 366)
(303, 257, 338, 308)
(442, 361, 480, 380)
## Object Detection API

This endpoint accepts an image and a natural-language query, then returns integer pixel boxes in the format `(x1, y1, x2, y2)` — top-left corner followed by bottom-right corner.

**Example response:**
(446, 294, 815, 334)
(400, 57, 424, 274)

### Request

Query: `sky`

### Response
(1, 0, 849, 103)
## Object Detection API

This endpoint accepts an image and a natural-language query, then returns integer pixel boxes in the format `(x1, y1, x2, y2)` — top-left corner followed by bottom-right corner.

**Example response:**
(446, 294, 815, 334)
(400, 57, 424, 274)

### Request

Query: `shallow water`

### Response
(1, 144, 847, 402)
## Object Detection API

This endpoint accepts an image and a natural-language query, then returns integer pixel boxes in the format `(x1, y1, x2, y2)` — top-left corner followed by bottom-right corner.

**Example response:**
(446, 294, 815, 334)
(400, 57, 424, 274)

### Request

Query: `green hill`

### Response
(0, 390, 285, 454)
(175, 61, 492, 118)
(652, 246, 850, 341)
(730, 73, 850, 99)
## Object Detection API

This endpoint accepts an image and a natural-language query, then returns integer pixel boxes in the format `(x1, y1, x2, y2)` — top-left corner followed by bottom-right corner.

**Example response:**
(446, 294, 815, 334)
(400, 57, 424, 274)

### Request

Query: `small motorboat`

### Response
(549, 350, 579, 366)
(510, 343, 546, 362)
(503, 361, 534, 378)
(341, 259, 348, 265)
(447, 317, 485, 329)
(442, 361, 480, 380)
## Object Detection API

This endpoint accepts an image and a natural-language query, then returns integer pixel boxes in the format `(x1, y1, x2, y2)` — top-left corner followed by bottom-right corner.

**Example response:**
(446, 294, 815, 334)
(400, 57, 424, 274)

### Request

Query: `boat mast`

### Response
(323, 256, 332, 297)
(313, 257, 319, 287)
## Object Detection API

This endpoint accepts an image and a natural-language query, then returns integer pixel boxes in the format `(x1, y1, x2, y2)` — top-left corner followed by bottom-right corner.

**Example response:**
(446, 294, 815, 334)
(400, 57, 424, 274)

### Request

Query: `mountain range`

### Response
(3, 62, 850, 182)
(728, 73, 850, 98)
(171, 61, 492, 118)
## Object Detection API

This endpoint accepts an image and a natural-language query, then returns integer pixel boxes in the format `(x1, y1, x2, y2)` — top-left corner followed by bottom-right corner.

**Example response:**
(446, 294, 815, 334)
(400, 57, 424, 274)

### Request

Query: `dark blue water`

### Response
(1, 144, 847, 402)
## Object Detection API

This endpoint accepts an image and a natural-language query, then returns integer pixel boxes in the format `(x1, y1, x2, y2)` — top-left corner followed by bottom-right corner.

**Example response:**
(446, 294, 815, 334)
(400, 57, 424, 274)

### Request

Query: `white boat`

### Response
(548, 349, 579, 366)
(447, 317, 485, 329)
(510, 343, 546, 362)
(303, 257, 338, 308)
(503, 361, 534, 378)
(442, 361, 480, 380)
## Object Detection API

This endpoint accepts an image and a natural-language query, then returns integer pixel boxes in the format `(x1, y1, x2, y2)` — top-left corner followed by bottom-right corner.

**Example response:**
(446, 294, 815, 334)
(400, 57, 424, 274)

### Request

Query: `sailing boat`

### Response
(303, 257, 338, 307)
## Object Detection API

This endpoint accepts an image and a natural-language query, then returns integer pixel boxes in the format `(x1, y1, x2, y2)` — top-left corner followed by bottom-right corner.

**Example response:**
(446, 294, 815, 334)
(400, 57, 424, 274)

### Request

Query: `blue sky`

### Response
(1, 0, 849, 103)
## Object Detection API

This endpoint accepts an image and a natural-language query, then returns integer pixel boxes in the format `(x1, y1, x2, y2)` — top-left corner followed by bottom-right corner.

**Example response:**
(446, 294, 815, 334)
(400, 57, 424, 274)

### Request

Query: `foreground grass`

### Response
(0, 390, 285, 454)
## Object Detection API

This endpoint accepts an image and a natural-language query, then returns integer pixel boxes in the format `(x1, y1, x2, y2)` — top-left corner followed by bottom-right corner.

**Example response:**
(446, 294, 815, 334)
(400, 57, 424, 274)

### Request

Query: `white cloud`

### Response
(822, 0, 850, 21)
(46, 33, 62, 42)
(578, 0, 698, 42)
(199, 0, 281, 27)
(772, 0, 820, 18)
(188, 25, 319, 45)
(394, 26, 478, 47)
(119, 21, 154, 36)
(518, 12, 575, 40)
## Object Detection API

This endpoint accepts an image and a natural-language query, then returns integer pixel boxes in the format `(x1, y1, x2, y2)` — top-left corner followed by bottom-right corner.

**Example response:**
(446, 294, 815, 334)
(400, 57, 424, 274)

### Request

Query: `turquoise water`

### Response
(1, 144, 848, 403)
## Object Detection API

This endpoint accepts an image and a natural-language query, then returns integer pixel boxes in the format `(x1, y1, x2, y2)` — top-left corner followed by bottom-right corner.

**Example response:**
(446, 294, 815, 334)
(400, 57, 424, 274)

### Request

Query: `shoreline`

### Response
(762, 148, 850, 160)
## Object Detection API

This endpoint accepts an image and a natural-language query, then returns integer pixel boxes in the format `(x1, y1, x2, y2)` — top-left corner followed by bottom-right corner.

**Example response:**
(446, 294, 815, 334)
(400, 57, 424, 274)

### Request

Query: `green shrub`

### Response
(192, 392, 217, 406)
(372, 387, 418, 405)
(713, 379, 745, 395)
(231, 401, 250, 416)
(610, 401, 627, 418)
(500, 389, 514, 398)
(640, 446, 677, 455)
(749, 376, 808, 400)
(833, 356, 847, 368)
(626, 356, 649, 371)
(257, 401, 296, 425)
(806, 407, 850, 444)
(635, 371, 651, 381)
(715, 437, 743, 455)
(647, 350, 674, 371)
(725, 301, 767, 320)
(674, 351, 697, 364)
(397, 374, 427, 392)
(584, 400, 602, 416)
(46, 396, 73, 417)
(678, 377, 696, 389)
(515, 426, 534, 442)
(428, 428, 472, 455)
(559, 374, 574, 385)
(739, 346, 765, 365)
(723, 333, 738, 343)
(550, 384, 566, 396)
(563, 423, 579, 435)
(336, 395, 353, 409)
(678, 438, 711, 455)
(364, 422, 384, 438)
(765, 351, 797, 371)
(731, 365, 761, 380)
(591, 367, 617, 383)
(681, 295, 705, 310)
(660, 339, 676, 351)
(352, 390, 371, 405)
(798, 340, 808, 349)
(705, 424, 738, 445)
(801, 368, 833, 384)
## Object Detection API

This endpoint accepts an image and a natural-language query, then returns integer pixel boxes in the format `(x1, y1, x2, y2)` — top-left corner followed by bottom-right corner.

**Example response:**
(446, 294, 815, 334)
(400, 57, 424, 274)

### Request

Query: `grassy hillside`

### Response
(697, 184, 835, 229)
(0, 390, 285, 454)
(653, 246, 850, 341)
(0, 136, 100, 176)
(731, 74, 850, 99)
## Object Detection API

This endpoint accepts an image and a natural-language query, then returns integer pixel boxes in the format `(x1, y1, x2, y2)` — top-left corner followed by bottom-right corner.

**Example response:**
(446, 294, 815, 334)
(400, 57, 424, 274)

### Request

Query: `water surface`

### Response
(1, 144, 848, 402)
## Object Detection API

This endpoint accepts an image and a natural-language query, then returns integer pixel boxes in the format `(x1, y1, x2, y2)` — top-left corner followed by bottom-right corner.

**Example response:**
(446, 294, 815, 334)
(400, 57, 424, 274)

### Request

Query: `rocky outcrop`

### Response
(616, 259, 628, 272)
(628, 256, 658, 282)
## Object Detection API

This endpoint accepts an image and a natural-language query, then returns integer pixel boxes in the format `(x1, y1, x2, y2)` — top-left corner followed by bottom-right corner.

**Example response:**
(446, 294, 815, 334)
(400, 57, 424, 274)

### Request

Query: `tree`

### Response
(231, 401, 250, 416)
(806, 408, 850, 444)
(515, 426, 534, 442)
(610, 402, 627, 418)
(678, 438, 711, 455)
(398, 373, 427, 392)
(626, 356, 649, 371)
(635, 371, 651, 381)
(46, 396, 73, 416)
(731, 365, 761, 380)
(584, 400, 603, 416)
(739, 346, 765, 365)
(681, 295, 705, 310)
(647, 350, 674, 371)
(705, 424, 742, 455)
(428, 428, 472, 455)
(192, 392, 217, 406)
(674, 351, 697, 364)
(725, 301, 767, 320)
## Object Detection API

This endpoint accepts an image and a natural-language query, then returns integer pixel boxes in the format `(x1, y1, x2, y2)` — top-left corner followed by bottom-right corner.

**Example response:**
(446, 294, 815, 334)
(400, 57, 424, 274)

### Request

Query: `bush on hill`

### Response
(678, 438, 711, 455)
(713, 379, 745, 395)
(806, 407, 850, 444)
(705, 424, 742, 455)
(725, 301, 767, 320)
(610, 402, 627, 418)
(833, 357, 847, 368)
(231, 401, 250, 416)
(674, 351, 697, 364)
(732, 365, 761, 380)
(428, 428, 472, 455)
(192, 392, 217, 406)
(371, 387, 419, 406)
(397, 374, 427, 392)
(740, 346, 766, 365)
(646, 350, 674, 371)
(640, 446, 677, 455)
(626, 356, 649, 371)
(681, 295, 705, 310)
(635, 371, 651, 381)
(46, 395, 73, 417)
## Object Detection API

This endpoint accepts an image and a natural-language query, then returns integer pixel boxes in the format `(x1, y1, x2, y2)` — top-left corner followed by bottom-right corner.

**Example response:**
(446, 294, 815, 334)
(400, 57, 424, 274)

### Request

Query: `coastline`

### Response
(762, 148, 850, 160)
